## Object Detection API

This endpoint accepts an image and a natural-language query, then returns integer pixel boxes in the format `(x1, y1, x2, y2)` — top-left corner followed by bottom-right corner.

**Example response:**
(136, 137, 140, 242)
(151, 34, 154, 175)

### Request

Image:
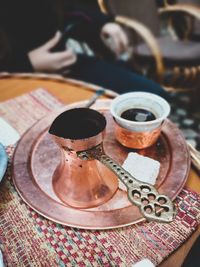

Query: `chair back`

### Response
(176, 0, 200, 38)
(103, 0, 160, 36)
(178, 0, 200, 4)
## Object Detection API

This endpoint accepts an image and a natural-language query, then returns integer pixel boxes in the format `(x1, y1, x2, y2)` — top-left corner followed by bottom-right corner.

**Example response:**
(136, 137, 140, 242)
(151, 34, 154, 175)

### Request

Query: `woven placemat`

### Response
(0, 89, 199, 267)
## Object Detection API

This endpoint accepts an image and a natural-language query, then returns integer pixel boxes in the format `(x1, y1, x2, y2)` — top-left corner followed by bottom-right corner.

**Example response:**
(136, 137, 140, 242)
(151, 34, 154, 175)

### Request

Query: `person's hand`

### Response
(101, 22, 129, 56)
(28, 31, 77, 73)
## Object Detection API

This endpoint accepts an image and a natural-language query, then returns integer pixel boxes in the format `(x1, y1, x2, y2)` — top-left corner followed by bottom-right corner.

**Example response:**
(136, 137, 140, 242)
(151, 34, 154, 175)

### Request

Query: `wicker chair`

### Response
(165, 0, 200, 41)
(97, 0, 200, 93)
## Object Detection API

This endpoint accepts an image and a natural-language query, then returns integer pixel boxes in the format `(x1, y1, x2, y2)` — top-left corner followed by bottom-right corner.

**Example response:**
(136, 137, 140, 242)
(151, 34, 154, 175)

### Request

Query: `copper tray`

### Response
(12, 100, 190, 229)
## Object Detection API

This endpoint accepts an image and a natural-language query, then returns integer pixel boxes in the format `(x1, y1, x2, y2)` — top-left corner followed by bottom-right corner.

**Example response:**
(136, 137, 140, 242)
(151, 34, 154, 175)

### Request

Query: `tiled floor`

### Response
(169, 92, 200, 150)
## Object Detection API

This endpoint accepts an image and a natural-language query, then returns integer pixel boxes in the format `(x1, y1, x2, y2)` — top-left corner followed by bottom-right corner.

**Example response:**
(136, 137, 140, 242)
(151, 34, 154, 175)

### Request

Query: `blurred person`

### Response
(0, 0, 169, 99)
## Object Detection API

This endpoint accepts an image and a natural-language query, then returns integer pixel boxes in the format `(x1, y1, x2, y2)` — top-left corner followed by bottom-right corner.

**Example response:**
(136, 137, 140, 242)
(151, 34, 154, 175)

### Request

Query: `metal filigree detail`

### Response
(77, 143, 176, 223)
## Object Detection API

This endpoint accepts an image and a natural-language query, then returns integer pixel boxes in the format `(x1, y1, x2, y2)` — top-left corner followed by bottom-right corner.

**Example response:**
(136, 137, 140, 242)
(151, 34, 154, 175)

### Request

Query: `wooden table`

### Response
(0, 73, 199, 267)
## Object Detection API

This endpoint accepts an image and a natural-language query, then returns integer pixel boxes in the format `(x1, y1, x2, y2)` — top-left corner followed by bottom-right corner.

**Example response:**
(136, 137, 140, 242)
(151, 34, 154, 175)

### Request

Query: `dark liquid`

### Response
(121, 108, 156, 122)
(49, 108, 106, 139)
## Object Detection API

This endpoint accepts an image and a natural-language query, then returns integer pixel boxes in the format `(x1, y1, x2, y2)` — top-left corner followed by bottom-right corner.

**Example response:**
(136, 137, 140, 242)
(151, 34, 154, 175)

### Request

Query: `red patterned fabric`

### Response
(0, 89, 199, 267)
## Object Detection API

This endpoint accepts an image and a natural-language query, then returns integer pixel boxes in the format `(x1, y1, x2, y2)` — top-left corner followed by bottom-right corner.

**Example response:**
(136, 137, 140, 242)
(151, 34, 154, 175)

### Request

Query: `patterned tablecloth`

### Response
(0, 89, 199, 267)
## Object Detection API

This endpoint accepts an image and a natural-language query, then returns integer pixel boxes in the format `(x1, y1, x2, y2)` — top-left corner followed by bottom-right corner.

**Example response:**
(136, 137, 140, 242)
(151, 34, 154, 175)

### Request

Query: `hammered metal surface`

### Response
(12, 100, 191, 229)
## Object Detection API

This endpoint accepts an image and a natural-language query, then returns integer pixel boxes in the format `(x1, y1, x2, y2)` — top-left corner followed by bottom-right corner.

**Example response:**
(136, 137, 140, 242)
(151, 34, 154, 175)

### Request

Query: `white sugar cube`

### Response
(119, 152, 160, 191)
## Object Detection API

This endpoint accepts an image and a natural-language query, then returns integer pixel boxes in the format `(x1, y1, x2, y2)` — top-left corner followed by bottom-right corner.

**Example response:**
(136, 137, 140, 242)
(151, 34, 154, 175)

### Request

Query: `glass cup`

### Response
(110, 92, 171, 149)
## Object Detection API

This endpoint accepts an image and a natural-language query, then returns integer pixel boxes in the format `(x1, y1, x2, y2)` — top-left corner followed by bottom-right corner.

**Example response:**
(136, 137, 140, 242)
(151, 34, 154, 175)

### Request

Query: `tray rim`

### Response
(12, 99, 191, 229)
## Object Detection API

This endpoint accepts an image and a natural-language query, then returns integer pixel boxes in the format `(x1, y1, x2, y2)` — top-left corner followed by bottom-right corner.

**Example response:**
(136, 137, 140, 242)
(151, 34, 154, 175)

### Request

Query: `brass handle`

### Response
(77, 144, 176, 223)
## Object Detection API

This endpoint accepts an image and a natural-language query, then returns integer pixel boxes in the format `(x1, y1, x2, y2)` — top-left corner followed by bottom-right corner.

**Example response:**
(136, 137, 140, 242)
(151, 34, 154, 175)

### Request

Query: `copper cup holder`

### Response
(114, 121, 162, 149)
(49, 108, 175, 222)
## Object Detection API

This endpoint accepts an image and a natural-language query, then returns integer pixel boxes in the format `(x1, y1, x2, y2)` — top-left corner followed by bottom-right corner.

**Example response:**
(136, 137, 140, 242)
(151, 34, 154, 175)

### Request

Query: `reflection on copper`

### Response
(49, 108, 175, 221)
(114, 121, 162, 149)
(51, 145, 118, 209)
(12, 101, 191, 229)
(49, 108, 118, 209)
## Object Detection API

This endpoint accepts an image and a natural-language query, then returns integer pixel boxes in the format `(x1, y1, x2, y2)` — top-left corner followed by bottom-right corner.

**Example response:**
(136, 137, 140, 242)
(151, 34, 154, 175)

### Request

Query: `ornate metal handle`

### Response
(77, 144, 176, 223)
